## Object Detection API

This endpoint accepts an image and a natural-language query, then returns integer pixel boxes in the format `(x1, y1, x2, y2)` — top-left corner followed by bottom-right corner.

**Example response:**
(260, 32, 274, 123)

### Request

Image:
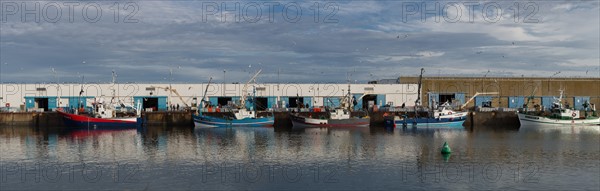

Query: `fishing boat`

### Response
(58, 100, 143, 129)
(290, 84, 369, 128)
(392, 69, 471, 127)
(518, 90, 599, 126)
(57, 71, 143, 129)
(193, 70, 274, 128)
(194, 108, 274, 128)
(394, 103, 468, 127)
(290, 108, 369, 128)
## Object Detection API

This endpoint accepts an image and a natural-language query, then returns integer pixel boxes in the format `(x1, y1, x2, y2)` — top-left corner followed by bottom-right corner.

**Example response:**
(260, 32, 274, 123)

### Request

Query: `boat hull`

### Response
(394, 116, 466, 127)
(193, 114, 274, 128)
(290, 114, 370, 128)
(58, 111, 142, 129)
(518, 113, 600, 127)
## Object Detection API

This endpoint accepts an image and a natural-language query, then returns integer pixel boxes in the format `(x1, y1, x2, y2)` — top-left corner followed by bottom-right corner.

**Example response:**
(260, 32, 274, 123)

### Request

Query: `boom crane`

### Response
(460, 92, 499, 110)
(150, 86, 190, 108)
(200, 77, 213, 108)
(524, 86, 538, 110)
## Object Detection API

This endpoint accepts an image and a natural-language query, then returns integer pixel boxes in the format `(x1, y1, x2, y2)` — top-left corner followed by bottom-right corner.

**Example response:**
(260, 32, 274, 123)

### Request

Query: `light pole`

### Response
(168, 65, 181, 110)
(548, 71, 561, 95)
(52, 68, 61, 108)
(495, 79, 501, 107)
(0, 62, 5, 105)
(223, 69, 226, 96)
(482, 70, 490, 92)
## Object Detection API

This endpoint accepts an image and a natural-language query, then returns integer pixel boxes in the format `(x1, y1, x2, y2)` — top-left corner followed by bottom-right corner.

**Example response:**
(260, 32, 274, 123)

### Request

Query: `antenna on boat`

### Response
(77, 75, 85, 115)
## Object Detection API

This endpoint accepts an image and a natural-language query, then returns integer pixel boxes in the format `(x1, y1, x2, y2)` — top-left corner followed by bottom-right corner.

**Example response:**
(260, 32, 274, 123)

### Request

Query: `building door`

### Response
(439, 94, 456, 104)
(254, 97, 268, 111)
(288, 97, 304, 108)
(362, 95, 377, 110)
(217, 97, 233, 107)
(143, 98, 159, 111)
(34, 98, 49, 111)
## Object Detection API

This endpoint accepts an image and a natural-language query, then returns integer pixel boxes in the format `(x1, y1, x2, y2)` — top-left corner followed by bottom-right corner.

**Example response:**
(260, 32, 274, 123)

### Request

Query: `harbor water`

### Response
(1, 125, 599, 190)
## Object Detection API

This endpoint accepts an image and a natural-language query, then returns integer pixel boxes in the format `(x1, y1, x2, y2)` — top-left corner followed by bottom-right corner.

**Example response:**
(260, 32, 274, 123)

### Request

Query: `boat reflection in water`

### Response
(1, 123, 598, 190)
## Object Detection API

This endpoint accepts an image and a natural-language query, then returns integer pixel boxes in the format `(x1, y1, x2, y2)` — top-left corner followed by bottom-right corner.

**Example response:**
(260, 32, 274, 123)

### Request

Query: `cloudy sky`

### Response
(0, 1, 598, 83)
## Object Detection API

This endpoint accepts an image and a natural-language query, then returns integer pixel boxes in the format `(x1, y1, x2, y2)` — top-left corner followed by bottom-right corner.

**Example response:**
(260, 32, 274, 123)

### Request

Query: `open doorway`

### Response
(217, 97, 232, 107)
(288, 97, 304, 108)
(439, 94, 456, 104)
(254, 97, 268, 111)
(361, 95, 377, 110)
(143, 97, 158, 111)
(34, 98, 49, 111)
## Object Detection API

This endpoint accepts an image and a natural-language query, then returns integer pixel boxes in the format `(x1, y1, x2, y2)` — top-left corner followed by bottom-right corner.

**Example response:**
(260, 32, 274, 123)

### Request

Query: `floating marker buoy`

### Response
(441, 142, 452, 154)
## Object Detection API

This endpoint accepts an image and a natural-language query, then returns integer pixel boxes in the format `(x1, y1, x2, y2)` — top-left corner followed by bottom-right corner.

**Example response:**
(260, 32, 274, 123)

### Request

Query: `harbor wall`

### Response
(143, 111, 194, 127)
(273, 111, 366, 129)
(0, 112, 62, 127)
(463, 111, 520, 130)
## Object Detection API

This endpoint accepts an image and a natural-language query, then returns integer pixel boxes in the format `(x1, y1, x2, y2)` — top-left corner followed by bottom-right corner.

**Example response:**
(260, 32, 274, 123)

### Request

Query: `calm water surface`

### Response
(1, 125, 599, 190)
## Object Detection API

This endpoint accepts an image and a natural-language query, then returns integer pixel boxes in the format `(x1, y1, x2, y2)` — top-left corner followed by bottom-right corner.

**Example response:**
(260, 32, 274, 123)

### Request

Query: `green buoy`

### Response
(441, 142, 452, 154)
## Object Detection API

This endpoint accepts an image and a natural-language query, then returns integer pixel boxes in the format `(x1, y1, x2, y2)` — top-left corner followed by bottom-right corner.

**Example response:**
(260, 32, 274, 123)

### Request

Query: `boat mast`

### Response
(76, 75, 84, 114)
(414, 68, 424, 117)
(240, 69, 262, 110)
(415, 68, 424, 106)
(111, 70, 117, 105)
(200, 77, 213, 110)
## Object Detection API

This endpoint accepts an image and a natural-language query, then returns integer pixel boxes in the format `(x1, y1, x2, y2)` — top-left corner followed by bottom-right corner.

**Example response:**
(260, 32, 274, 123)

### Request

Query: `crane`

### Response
(200, 77, 213, 108)
(460, 92, 499, 110)
(150, 86, 189, 108)
(524, 86, 538, 110)
(240, 69, 262, 109)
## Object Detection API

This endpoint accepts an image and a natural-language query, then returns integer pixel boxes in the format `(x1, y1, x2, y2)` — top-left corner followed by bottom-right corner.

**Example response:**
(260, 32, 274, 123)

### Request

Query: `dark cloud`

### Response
(1, 1, 598, 84)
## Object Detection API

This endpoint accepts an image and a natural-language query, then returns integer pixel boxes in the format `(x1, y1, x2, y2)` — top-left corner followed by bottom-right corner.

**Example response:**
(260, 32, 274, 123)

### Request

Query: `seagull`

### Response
(397, 34, 408, 39)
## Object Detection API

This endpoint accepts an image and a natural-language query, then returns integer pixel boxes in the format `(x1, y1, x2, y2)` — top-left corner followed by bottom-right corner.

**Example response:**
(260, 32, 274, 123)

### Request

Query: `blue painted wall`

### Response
(280, 96, 288, 107)
(541, 96, 554, 109)
(475, 96, 493, 107)
(353, 94, 363, 110)
(573, 96, 590, 110)
(428, 93, 439, 106)
(454, 93, 466, 105)
(133, 96, 167, 110)
(232, 96, 241, 106)
(66, 96, 92, 108)
(325, 97, 340, 108)
(267, 96, 277, 108)
(25, 97, 35, 109)
(24, 96, 57, 110)
(376, 94, 386, 106)
(133, 97, 143, 108)
(208, 97, 218, 106)
(508, 96, 526, 108)
(304, 97, 312, 108)
(157, 97, 167, 110)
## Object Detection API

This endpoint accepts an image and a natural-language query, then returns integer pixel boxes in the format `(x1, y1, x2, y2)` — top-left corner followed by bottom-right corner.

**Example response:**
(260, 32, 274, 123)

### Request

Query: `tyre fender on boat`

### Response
(572, 112, 577, 117)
